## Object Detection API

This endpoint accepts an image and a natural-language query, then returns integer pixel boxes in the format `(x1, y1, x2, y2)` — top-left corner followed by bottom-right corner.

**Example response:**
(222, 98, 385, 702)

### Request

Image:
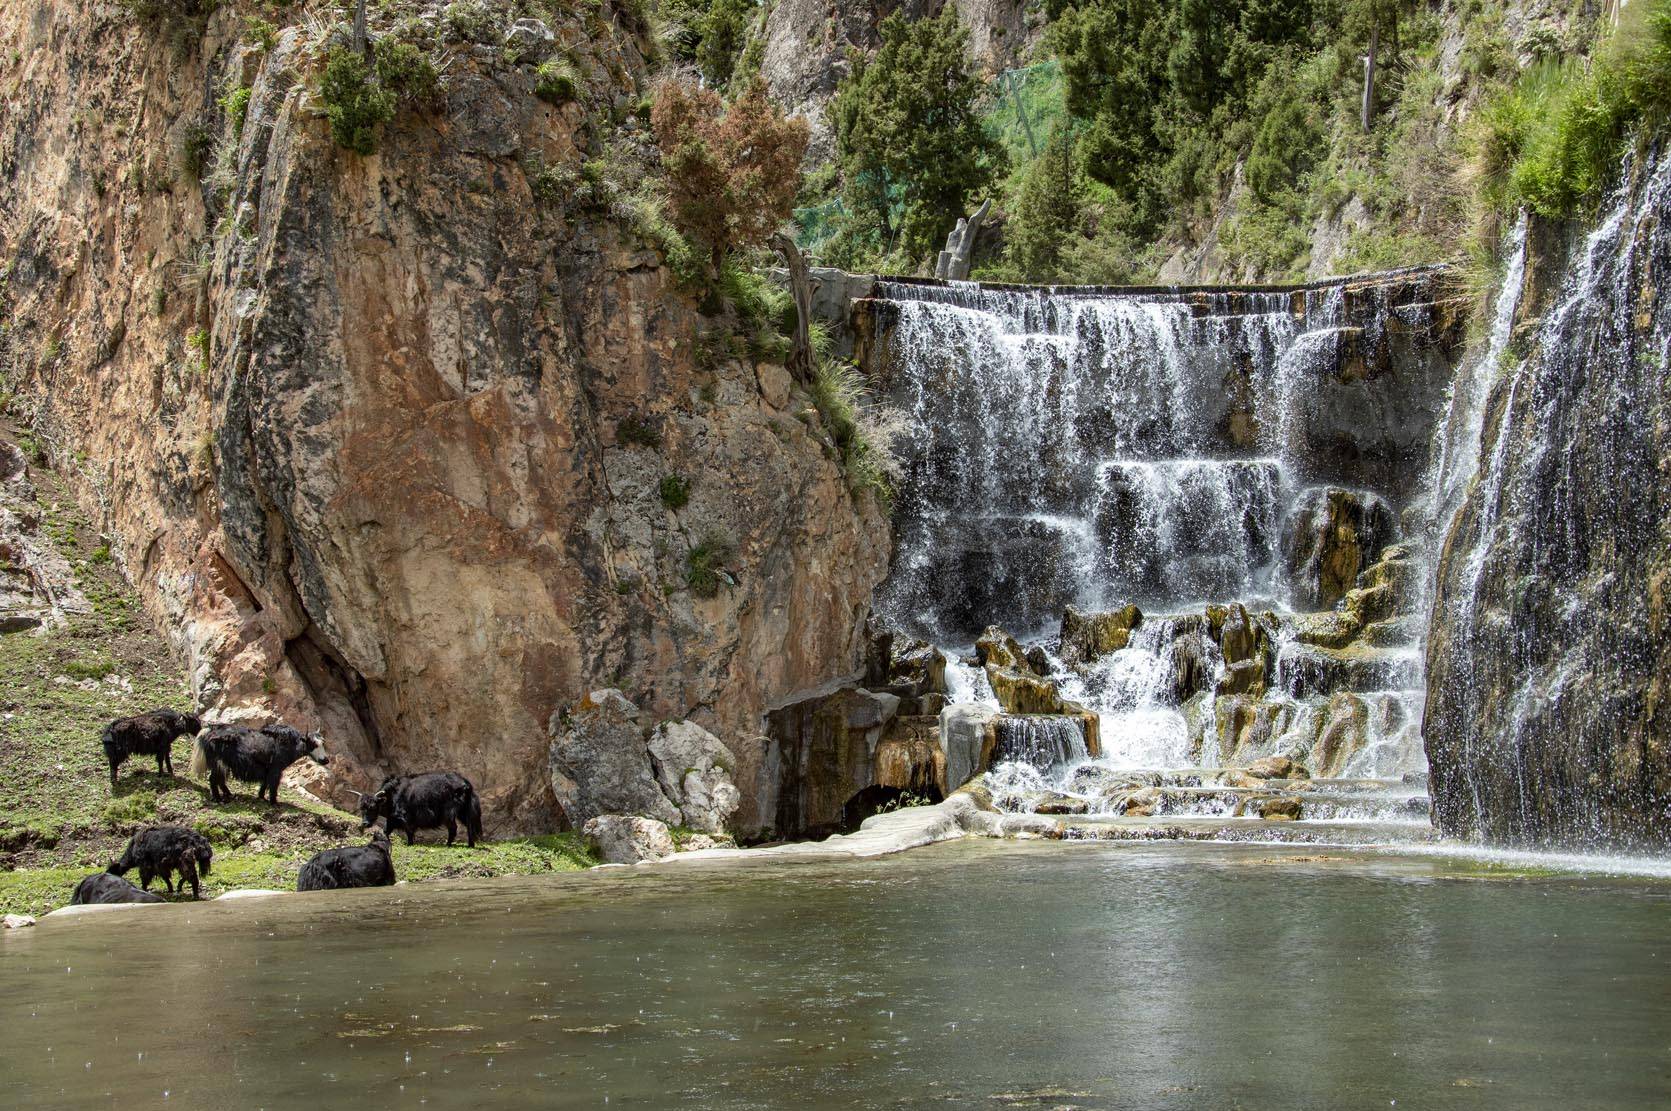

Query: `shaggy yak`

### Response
(356, 772, 483, 847)
(70, 872, 166, 905)
(106, 826, 214, 899)
(101, 708, 202, 789)
(192, 722, 328, 804)
(296, 830, 397, 892)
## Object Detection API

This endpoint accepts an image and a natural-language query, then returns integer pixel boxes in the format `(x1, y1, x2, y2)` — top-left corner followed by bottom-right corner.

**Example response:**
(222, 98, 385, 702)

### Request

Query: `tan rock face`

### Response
(0, 2, 888, 834)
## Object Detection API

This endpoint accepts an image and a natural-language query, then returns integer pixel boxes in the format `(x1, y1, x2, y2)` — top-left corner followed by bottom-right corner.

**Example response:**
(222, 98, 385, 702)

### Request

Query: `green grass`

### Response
(0, 440, 596, 919)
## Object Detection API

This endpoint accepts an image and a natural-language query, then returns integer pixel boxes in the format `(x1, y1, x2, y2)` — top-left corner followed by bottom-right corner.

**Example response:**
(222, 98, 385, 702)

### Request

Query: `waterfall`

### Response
(870, 268, 1456, 825)
(993, 715, 1090, 770)
(1424, 148, 1671, 849)
(872, 275, 1448, 641)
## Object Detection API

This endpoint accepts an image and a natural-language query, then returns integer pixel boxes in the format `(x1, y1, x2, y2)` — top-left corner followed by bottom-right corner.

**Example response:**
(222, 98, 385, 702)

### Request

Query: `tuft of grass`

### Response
(535, 59, 580, 105)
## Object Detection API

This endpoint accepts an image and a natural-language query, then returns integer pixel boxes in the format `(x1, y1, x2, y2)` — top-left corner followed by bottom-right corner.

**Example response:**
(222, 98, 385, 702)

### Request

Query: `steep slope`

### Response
(0, 0, 889, 835)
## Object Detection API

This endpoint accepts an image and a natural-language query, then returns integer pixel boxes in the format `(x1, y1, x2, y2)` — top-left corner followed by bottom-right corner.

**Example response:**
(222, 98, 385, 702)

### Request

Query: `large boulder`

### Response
(940, 704, 998, 790)
(647, 720, 742, 834)
(550, 690, 741, 831)
(583, 815, 676, 864)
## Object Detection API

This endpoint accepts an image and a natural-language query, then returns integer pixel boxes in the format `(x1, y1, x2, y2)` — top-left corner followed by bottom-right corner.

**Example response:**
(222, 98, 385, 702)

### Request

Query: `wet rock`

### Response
(1286, 610, 1364, 650)
(1059, 604, 1144, 665)
(1284, 487, 1396, 610)
(1256, 797, 1303, 821)
(2, 913, 35, 929)
(1024, 645, 1051, 675)
(975, 626, 1030, 671)
(679, 833, 719, 852)
(1219, 658, 1267, 697)
(1314, 693, 1370, 779)
(1107, 785, 1162, 815)
(1033, 793, 1089, 815)
(1245, 755, 1307, 780)
(951, 778, 999, 812)
(940, 704, 998, 790)
(997, 814, 1060, 837)
(583, 815, 676, 864)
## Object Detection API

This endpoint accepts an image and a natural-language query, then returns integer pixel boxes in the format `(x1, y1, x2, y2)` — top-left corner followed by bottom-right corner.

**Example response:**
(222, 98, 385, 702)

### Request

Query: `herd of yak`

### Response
(65, 707, 484, 908)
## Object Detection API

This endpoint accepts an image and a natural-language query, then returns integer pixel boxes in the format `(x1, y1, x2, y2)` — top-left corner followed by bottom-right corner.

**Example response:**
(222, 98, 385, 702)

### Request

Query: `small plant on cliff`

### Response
(685, 533, 736, 598)
(811, 359, 908, 503)
(658, 474, 691, 510)
(650, 76, 809, 273)
(320, 38, 438, 156)
(617, 415, 662, 449)
(220, 84, 252, 141)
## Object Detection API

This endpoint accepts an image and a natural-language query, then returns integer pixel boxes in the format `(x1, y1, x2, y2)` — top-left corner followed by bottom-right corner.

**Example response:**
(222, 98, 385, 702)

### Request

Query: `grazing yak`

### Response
(107, 826, 214, 899)
(70, 872, 166, 905)
(192, 722, 328, 804)
(357, 772, 483, 847)
(296, 830, 397, 892)
(101, 708, 202, 789)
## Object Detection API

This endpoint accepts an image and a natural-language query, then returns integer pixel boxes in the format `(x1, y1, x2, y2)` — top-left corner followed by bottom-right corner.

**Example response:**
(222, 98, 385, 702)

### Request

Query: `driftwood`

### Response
(771, 232, 815, 385)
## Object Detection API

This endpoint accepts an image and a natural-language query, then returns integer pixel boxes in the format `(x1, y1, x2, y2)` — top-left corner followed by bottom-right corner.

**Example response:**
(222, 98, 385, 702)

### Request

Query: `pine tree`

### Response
(828, 10, 1008, 266)
(1005, 125, 1084, 282)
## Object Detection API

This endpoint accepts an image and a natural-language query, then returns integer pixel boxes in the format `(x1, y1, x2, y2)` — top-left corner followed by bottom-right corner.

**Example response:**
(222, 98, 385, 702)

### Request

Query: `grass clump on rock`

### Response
(685, 533, 735, 597)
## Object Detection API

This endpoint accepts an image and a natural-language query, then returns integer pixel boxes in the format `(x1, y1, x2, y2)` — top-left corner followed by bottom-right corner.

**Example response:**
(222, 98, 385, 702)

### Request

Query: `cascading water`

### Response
(867, 270, 1457, 829)
(1424, 148, 1671, 849)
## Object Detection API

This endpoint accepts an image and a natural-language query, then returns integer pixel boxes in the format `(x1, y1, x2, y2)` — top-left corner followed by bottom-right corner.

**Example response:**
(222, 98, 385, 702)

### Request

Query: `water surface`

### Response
(5, 840, 1671, 1109)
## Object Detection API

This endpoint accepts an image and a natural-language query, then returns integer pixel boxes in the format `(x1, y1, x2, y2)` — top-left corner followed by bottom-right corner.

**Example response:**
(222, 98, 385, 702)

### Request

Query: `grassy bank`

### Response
(0, 435, 595, 919)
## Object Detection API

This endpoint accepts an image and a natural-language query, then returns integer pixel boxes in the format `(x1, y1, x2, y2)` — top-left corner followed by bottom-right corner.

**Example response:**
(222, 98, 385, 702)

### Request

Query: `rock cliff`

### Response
(1423, 149, 1671, 849)
(0, 0, 889, 834)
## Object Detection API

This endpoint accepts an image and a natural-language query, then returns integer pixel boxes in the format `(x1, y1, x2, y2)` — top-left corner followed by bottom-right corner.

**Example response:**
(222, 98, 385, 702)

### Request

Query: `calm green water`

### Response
(4, 840, 1671, 1109)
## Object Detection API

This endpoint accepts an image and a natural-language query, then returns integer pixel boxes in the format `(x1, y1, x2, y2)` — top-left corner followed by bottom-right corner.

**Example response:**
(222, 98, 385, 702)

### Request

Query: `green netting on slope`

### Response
(791, 60, 1068, 256)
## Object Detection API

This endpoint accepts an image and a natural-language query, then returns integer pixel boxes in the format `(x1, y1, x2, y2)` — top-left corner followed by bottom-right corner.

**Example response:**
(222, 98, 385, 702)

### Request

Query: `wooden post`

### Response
(772, 233, 815, 384)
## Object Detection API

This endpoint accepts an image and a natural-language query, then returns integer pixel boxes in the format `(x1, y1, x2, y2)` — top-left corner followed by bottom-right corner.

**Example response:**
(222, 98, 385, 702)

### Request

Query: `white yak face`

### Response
(306, 732, 329, 764)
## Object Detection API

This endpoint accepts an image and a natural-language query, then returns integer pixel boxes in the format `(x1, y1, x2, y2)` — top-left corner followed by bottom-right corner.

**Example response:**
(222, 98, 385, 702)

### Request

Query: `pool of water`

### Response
(5, 840, 1671, 1109)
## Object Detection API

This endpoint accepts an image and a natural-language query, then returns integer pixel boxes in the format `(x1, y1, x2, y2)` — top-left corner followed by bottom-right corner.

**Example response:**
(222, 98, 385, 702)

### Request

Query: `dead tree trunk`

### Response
(772, 233, 815, 385)
(353, 0, 369, 58)
(1362, 17, 1379, 132)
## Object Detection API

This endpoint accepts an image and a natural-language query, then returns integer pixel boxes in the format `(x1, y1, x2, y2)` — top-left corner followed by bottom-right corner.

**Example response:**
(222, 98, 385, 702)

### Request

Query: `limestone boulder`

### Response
(647, 720, 742, 835)
(1245, 754, 1308, 780)
(550, 691, 741, 832)
(583, 815, 676, 864)
(940, 703, 998, 790)
(1256, 797, 1303, 821)
(549, 691, 680, 826)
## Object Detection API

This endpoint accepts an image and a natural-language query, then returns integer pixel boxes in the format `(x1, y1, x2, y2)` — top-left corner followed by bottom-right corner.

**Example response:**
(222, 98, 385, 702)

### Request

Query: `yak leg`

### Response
(406, 826, 416, 847)
(157, 750, 168, 776)
(138, 867, 153, 891)
(181, 860, 200, 899)
(446, 818, 457, 846)
(109, 757, 121, 791)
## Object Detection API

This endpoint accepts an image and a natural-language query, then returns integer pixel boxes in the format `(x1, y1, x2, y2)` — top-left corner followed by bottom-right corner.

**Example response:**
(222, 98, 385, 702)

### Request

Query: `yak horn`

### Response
(345, 788, 364, 799)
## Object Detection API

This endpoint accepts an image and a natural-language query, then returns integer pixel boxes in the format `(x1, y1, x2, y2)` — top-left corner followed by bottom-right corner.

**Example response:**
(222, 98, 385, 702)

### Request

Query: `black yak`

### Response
(101, 708, 202, 789)
(296, 830, 397, 892)
(357, 772, 483, 847)
(107, 826, 214, 899)
(70, 872, 167, 905)
(191, 722, 328, 804)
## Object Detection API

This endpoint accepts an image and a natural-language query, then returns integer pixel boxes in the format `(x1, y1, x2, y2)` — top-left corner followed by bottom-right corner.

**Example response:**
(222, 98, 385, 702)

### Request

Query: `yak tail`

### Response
(466, 790, 483, 845)
(189, 734, 213, 778)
